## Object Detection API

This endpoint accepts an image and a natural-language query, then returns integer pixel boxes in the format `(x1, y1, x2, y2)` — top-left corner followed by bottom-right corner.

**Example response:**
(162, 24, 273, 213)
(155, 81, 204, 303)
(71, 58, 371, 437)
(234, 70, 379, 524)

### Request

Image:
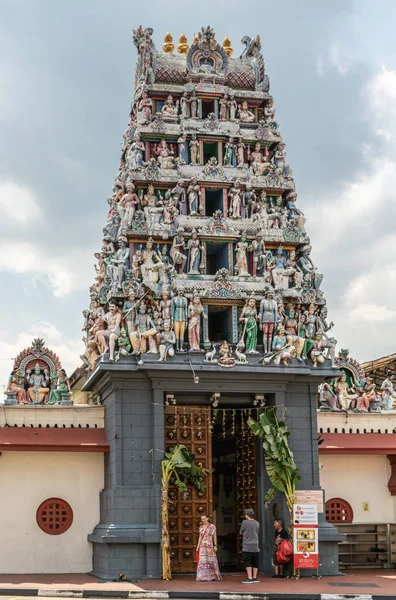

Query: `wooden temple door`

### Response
(164, 405, 213, 573)
(236, 409, 258, 568)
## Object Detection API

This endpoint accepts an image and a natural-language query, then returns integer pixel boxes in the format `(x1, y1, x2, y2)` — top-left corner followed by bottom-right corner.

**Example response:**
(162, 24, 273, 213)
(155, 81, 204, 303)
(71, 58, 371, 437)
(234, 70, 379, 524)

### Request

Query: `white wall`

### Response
(0, 452, 104, 573)
(320, 454, 395, 523)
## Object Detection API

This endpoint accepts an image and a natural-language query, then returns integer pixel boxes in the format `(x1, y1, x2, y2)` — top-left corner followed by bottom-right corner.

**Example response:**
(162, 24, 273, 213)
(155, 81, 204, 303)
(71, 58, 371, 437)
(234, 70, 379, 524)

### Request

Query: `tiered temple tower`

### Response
(82, 26, 342, 580)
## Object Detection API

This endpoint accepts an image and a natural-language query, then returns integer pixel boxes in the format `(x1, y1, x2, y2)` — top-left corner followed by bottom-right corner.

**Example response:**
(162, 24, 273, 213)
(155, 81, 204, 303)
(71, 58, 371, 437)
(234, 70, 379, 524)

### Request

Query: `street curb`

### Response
(0, 590, 381, 600)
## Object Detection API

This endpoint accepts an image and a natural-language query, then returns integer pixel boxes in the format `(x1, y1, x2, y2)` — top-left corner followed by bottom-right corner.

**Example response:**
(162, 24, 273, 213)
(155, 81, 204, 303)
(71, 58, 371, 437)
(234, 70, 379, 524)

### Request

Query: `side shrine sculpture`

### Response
(4, 338, 72, 406)
(80, 25, 339, 372)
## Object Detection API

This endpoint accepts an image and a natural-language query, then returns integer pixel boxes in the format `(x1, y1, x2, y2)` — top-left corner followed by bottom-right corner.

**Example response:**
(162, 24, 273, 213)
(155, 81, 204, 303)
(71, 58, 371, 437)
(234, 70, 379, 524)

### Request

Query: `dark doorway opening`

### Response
(205, 188, 223, 216)
(206, 242, 229, 275)
(202, 99, 215, 118)
(208, 306, 230, 342)
(203, 141, 218, 164)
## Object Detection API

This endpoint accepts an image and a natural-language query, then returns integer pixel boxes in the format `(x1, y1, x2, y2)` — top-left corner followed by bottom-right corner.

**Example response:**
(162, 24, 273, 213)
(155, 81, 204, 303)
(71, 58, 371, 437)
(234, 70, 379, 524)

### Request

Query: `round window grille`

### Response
(325, 497, 353, 523)
(36, 497, 73, 535)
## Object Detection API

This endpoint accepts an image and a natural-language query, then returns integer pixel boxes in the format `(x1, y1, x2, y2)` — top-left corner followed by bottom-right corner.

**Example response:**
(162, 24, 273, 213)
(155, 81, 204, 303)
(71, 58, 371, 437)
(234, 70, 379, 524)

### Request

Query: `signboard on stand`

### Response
(293, 503, 319, 570)
(294, 490, 324, 513)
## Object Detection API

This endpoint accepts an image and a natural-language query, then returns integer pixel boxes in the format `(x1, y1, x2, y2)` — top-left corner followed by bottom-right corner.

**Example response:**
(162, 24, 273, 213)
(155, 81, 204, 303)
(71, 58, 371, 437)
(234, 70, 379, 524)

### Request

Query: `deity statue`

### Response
(235, 138, 245, 168)
(335, 373, 357, 411)
(158, 320, 176, 362)
(161, 94, 179, 120)
(188, 295, 207, 351)
(88, 298, 106, 337)
(273, 143, 286, 173)
(238, 100, 255, 123)
(248, 142, 270, 176)
(224, 137, 237, 167)
(189, 90, 198, 119)
(116, 328, 132, 359)
(270, 245, 289, 289)
(127, 132, 145, 170)
(305, 304, 318, 339)
(122, 291, 138, 344)
(130, 304, 158, 355)
(219, 93, 228, 120)
(297, 245, 323, 295)
(381, 371, 395, 410)
(235, 234, 250, 276)
(189, 134, 200, 165)
(250, 233, 266, 277)
(229, 94, 237, 121)
(259, 288, 280, 354)
(264, 99, 278, 129)
(180, 90, 189, 119)
(170, 227, 187, 272)
(178, 133, 188, 164)
(229, 180, 242, 219)
(159, 290, 173, 322)
(140, 237, 163, 285)
(285, 192, 305, 228)
(162, 191, 178, 227)
(137, 90, 153, 123)
(118, 183, 139, 230)
(26, 363, 50, 404)
(310, 333, 327, 368)
(171, 180, 187, 215)
(95, 302, 122, 361)
(48, 369, 71, 405)
(6, 370, 28, 404)
(269, 328, 295, 366)
(187, 177, 201, 216)
(187, 230, 204, 274)
(217, 341, 235, 368)
(284, 307, 298, 336)
(356, 377, 377, 412)
(242, 182, 257, 218)
(108, 236, 130, 289)
(171, 289, 188, 351)
(154, 139, 175, 169)
(142, 183, 164, 228)
(239, 297, 258, 353)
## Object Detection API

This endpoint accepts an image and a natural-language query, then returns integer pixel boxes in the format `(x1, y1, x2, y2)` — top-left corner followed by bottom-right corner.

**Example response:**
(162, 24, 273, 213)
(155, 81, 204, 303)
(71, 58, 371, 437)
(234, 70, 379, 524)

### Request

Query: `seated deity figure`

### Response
(6, 369, 28, 404)
(142, 183, 164, 227)
(130, 304, 158, 355)
(285, 192, 306, 229)
(249, 143, 270, 176)
(270, 245, 290, 290)
(335, 373, 358, 411)
(309, 333, 327, 368)
(137, 90, 153, 124)
(170, 227, 187, 272)
(238, 100, 255, 123)
(356, 377, 377, 412)
(140, 237, 163, 285)
(155, 139, 175, 170)
(127, 132, 145, 170)
(270, 328, 295, 366)
(161, 94, 179, 121)
(318, 382, 341, 411)
(158, 320, 176, 362)
(95, 302, 122, 362)
(48, 369, 72, 405)
(228, 180, 242, 219)
(26, 363, 50, 404)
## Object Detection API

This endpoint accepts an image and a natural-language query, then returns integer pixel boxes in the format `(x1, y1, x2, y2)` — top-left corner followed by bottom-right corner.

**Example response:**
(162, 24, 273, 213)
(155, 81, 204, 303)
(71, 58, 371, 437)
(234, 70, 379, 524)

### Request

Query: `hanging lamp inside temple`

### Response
(177, 32, 189, 55)
(163, 31, 175, 53)
(222, 35, 233, 57)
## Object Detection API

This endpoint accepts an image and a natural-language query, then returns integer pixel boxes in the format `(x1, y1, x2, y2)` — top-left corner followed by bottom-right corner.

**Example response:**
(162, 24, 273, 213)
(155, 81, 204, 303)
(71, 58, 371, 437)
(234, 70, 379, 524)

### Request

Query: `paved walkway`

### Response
(0, 571, 395, 598)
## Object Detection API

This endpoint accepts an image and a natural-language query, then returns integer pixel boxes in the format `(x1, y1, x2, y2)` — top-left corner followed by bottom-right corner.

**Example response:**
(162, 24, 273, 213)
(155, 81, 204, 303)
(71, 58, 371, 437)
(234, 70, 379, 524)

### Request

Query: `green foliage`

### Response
(248, 408, 301, 508)
(162, 444, 205, 493)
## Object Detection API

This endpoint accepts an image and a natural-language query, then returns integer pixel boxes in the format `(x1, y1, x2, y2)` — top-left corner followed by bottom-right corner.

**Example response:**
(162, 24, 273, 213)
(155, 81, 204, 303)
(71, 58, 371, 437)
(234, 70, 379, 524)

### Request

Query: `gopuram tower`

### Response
(82, 26, 342, 579)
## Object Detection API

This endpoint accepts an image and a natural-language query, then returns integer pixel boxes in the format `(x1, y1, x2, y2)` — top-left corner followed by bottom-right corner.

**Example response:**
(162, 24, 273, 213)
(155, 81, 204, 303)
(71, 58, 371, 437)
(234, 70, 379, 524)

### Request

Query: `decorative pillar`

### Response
(387, 455, 396, 495)
(198, 99, 203, 119)
(199, 139, 204, 165)
(214, 99, 219, 119)
(218, 141, 223, 165)
(203, 305, 210, 348)
(200, 186, 206, 216)
(231, 306, 238, 344)
(222, 188, 228, 216)
(227, 241, 233, 275)
(145, 141, 151, 160)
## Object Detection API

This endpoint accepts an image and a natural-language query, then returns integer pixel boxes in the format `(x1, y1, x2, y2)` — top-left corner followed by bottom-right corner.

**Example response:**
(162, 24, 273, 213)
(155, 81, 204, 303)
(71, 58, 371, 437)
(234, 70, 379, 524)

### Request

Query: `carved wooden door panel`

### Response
(164, 405, 213, 573)
(236, 409, 258, 568)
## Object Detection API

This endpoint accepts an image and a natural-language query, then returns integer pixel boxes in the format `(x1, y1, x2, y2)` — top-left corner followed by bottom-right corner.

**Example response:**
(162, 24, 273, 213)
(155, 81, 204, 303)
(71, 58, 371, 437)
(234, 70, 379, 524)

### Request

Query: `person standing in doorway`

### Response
(272, 518, 290, 577)
(196, 514, 222, 581)
(240, 508, 260, 583)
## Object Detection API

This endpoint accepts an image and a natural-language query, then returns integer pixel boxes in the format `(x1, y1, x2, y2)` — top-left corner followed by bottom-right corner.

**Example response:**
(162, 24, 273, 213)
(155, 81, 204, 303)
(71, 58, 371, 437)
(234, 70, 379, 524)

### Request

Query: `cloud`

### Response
(0, 240, 94, 298)
(0, 321, 84, 395)
(316, 54, 324, 77)
(0, 181, 41, 223)
(329, 45, 350, 76)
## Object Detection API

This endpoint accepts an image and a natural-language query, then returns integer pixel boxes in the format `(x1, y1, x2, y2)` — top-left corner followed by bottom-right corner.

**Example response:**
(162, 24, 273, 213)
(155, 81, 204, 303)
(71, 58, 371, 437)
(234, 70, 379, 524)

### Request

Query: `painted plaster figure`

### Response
(26, 364, 50, 404)
(96, 302, 122, 362)
(158, 321, 176, 362)
(6, 370, 28, 404)
(189, 134, 200, 164)
(130, 304, 158, 355)
(48, 369, 71, 405)
(187, 178, 201, 215)
(235, 235, 250, 276)
(172, 289, 188, 352)
(187, 230, 204, 274)
(161, 94, 179, 120)
(239, 297, 258, 353)
(259, 289, 279, 354)
(188, 295, 207, 351)
(238, 100, 255, 123)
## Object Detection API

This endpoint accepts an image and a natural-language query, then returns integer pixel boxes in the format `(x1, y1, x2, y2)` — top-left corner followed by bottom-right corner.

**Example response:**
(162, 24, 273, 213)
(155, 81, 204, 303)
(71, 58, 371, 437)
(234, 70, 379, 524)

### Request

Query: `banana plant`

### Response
(248, 408, 301, 529)
(161, 444, 206, 580)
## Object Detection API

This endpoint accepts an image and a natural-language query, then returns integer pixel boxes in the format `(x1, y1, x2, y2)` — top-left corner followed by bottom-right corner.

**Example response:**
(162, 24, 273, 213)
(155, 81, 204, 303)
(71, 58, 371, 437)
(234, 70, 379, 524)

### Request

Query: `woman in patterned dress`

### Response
(196, 515, 222, 581)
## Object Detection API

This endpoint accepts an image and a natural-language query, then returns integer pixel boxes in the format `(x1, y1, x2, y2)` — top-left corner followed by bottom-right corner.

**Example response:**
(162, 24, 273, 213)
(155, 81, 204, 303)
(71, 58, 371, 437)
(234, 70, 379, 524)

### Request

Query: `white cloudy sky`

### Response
(1, 0, 396, 388)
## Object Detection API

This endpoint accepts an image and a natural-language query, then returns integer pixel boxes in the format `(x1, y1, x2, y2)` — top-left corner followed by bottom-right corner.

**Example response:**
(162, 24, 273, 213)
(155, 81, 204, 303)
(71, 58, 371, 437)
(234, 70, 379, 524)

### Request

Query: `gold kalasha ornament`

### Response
(163, 31, 175, 54)
(192, 32, 199, 45)
(222, 35, 233, 57)
(177, 32, 189, 55)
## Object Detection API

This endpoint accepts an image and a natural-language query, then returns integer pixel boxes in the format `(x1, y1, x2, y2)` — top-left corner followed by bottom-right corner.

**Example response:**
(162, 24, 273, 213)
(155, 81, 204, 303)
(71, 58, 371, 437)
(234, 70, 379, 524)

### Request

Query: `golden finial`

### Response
(192, 32, 199, 45)
(177, 32, 189, 55)
(163, 31, 175, 54)
(223, 35, 233, 57)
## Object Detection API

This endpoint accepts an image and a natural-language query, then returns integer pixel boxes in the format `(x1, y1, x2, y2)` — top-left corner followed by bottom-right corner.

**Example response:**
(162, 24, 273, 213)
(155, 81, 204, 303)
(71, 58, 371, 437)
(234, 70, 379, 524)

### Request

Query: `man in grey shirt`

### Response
(240, 508, 260, 583)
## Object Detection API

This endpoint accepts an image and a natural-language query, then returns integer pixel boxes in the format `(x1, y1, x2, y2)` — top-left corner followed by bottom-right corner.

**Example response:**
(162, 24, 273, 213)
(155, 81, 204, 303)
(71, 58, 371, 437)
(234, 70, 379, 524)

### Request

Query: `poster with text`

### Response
(293, 504, 319, 569)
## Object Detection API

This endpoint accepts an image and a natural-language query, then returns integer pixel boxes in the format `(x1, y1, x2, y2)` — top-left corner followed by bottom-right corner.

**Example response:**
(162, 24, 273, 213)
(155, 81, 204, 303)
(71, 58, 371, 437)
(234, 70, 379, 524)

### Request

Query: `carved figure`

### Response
(242, 182, 256, 219)
(189, 90, 198, 118)
(235, 235, 250, 276)
(239, 297, 258, 353)
(161, 94, 179, 120)
(229, 94, 238, 121)
(237, 138, 246, 168)
(273, 143, 286, 173)
(266, 328, 295, 366)
(187, 230, 204, 274)
(259, 288, 279, 354)
(140, 238, 163, 285)
(108, 237, 130, 289)
(204, 343, 218, 363)
(189, 134, 200, 164)
(238, 100, 255, 122)
(6, 370, 28, 404)
(217, 341, 235, 368)
(119, 183, 139, 229)
(235, 346, 248, 364)
(251, 234, 266, 277)
(224, 137, 237, 167)
(187, 178, 201, 215)
(381, 372, 396, 410)
(180, 90, 189, 119)
(249, 142, 270, 176)
(127, 132, 145, 170)
(172, 289, 188, 351)
(96, 302, 122, 362)
(219, 93, 228, 120)
(155, 139, 175, 169)
(171, 180, 187, 215)
(138, 90, 153, 123)
(170, 228, 187, 272)
(116, 328, 132, 360)
(158, 321, 176, 362)
(26, 363, 50, 404)
(264, 99, 278, 130)
(335, 373, 357, 411)
(188, 295, 207, 351)
(48, 369, 71, 405)
(178, 133, 188, 164)
(130, 304, 158, 355)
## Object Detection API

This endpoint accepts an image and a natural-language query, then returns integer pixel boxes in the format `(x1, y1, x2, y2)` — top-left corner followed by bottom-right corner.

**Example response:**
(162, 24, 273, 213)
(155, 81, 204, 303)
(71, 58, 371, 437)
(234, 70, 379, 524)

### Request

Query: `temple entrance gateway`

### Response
(164, 404, 258, 574)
